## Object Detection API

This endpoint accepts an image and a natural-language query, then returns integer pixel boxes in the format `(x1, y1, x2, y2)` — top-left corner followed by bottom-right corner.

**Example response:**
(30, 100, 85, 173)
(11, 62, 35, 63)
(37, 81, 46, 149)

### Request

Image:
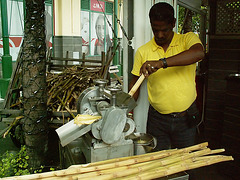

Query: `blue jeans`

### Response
(147, 105, 196, 151)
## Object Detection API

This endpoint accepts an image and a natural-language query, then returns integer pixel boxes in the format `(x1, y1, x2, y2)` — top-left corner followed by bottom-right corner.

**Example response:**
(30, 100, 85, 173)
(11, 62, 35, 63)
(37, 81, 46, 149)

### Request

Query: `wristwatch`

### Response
(160, 58, 168, 69)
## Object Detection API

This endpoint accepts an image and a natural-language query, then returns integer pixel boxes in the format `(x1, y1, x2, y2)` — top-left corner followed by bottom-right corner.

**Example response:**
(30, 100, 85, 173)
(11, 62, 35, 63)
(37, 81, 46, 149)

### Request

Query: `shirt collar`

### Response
(151, 32, 178, 52)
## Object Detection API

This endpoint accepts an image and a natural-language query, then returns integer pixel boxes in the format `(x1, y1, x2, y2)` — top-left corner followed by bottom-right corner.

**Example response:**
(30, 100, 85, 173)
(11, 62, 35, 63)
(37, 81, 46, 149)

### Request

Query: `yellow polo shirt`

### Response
(131, 32, 202, 114)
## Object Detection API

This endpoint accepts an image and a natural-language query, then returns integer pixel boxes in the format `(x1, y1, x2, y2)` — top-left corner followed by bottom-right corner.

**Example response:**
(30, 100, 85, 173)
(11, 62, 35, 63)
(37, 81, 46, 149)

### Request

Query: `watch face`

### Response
(161, 58, 167, 68)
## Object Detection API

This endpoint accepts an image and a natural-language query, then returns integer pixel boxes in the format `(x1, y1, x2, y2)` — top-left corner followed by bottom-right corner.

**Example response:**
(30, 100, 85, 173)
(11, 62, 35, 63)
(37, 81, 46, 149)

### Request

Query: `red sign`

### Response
(91, 0, 105, 12)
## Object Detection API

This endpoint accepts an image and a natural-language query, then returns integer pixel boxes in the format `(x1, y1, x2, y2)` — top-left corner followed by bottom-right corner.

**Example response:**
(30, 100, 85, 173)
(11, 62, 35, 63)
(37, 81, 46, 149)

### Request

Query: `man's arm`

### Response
(141, 43, 205, 77)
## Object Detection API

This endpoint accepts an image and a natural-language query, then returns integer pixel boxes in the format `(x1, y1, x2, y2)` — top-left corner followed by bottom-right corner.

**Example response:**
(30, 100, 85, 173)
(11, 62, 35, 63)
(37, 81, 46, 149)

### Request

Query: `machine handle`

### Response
(129, 74, 145, 97)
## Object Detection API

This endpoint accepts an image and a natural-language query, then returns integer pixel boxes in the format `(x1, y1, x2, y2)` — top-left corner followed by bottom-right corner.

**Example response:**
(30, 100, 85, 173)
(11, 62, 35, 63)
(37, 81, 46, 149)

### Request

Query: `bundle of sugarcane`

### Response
(1, 142, 233, 180)
(47, 66, 101, 117)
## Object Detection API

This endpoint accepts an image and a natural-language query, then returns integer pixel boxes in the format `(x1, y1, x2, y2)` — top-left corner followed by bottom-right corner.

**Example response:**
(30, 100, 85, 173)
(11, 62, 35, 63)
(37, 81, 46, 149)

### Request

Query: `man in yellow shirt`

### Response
(130, 2, 205, 150)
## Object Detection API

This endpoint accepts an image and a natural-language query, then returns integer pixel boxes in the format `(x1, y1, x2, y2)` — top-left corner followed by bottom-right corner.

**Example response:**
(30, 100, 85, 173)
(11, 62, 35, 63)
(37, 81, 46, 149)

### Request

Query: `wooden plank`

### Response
(208, 60, 240, 71)
(223, 121, 240, 139)
(207, 79, 227, 91)
(50, 57, 102, 63)
(2, 117, 68, 126)
(205, 109, 224, 120)
(209, 38, 240, 49)
(209, 49, 240, 60)
(205, 98, 225, 111)
(225, 107, 240, 119)
(2, 117, 15, 124)
(207, 70, 233, 81)
(205, 90, 225, 101)
(0, 109, 22, 115)
(225, 94, 240, 109)
(51, 111, 77, 117)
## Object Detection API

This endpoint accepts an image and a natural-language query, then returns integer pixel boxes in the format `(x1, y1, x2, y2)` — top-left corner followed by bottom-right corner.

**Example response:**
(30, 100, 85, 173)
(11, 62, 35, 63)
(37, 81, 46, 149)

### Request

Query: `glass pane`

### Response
(91, 12, 105, 56)
(81, 11, 90, 55)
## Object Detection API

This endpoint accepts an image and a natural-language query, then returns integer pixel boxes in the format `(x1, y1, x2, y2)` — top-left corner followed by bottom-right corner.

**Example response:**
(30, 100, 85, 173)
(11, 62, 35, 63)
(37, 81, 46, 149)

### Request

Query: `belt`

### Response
(163, 111, 187, 118)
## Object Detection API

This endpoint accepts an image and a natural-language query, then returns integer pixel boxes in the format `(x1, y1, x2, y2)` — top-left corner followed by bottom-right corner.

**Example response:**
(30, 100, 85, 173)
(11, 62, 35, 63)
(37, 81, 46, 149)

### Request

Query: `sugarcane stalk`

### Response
(70, 141, 208, 171)
(1, 144, 208, 180)
(57, 143, 209, 177)
(72, 160, 161, 180)
(0, 143, 233, 180)
(48, 76, 66, 94)
(207, 149, 225, 155)
(193, 155, 227, 161)
(67, 96, 74, 107)
(14, 150, 177, 180)
(78, 149, 210, 180)
(3, 116, 24, 138)
(9, 101, 22, 108)
(101, 43, 120, 79)
(57, 96, 75, 118)
(68, 149, 176, 169)
(120, 155, 233, 180)
(52, 76, 75, 98)
(47, 94, 53, 106)
(160, 148, 211, 166)
(72, 154, 190, 179)
(0, 170, 66, 180)
(77, 148, 215, 180)
(65, 87, 75, 106)
(115, 159, 192, 180)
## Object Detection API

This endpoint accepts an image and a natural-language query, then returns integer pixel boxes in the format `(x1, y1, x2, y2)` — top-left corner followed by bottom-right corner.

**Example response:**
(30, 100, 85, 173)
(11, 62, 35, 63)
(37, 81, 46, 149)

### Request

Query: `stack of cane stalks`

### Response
(1, 142, 233, 180)
(47, 66, 101, 114)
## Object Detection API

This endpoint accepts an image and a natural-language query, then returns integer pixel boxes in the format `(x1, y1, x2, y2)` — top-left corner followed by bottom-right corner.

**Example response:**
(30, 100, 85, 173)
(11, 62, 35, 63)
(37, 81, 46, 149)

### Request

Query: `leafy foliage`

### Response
(0, 146, 44, 178)
(178, 6, 201, 34)
(0, 146, 30, 177)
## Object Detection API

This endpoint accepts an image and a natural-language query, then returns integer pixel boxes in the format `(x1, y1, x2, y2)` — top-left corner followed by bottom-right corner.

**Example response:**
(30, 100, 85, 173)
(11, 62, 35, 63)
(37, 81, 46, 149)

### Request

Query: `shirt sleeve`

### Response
(184, 32, 203, 49)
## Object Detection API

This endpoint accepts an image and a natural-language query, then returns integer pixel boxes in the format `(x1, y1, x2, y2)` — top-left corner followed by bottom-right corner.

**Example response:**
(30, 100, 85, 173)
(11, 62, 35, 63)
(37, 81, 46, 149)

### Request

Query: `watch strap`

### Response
(160, 58, 168, 69)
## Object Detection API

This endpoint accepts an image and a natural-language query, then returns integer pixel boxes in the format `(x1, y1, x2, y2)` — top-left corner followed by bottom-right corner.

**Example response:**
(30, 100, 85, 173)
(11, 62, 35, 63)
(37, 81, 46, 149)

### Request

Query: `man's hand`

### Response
(140, 60, 163, 77)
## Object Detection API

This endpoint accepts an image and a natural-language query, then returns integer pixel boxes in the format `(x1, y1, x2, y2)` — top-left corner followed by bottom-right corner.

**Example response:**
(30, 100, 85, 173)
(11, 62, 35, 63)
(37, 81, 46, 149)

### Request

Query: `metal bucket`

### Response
(128, 133, 157, 155)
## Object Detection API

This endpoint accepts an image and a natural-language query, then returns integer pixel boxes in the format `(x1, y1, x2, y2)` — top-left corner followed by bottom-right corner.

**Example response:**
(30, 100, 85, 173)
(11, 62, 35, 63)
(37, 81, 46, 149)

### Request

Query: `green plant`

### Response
(0, 145, 56, 178)
(0, 146, 33, 178)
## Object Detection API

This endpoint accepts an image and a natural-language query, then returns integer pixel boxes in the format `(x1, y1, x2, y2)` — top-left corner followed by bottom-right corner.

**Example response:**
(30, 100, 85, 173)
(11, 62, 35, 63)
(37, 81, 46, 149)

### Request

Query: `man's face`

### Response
(150, 20, 175, 46)
(96, 18, 105, 40)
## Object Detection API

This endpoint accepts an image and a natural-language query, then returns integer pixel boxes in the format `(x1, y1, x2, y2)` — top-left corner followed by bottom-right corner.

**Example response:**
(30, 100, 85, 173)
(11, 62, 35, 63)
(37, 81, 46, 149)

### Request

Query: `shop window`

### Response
(81, 0, 113, 56)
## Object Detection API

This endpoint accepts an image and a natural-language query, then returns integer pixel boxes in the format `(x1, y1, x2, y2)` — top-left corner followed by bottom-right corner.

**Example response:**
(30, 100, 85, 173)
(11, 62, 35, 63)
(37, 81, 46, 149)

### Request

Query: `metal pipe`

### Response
(1, 0, 12, 79)
(113, 0, 119, 65)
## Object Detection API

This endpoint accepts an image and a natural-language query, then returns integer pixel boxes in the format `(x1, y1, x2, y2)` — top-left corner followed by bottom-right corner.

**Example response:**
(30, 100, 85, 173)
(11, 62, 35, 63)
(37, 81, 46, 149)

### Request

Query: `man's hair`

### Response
(149, 2, 175, 24)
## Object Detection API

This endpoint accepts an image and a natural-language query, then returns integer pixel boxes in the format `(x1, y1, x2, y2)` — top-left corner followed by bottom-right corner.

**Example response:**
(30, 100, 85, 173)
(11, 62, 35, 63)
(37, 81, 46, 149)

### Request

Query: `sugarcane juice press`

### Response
(56, 79, 156, 165)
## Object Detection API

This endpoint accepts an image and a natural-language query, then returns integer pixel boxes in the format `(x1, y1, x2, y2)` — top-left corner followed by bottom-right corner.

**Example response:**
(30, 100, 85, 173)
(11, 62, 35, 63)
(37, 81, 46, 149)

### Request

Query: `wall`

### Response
(53, 0, 82, 59)
(205, 1, 240, 178)
(205, 0, 240, 148)
(54, 0, 81, 36)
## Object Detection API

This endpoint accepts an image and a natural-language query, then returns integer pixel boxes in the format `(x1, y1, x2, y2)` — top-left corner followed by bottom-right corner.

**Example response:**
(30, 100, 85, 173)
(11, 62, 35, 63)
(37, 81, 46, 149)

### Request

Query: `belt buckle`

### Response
(171, 113, 178, 118)
(171, 112, 185, 118)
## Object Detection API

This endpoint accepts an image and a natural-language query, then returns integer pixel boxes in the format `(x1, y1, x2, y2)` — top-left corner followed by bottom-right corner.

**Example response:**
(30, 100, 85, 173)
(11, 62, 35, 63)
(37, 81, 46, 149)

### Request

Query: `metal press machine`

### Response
(56, 79, 155, 165)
